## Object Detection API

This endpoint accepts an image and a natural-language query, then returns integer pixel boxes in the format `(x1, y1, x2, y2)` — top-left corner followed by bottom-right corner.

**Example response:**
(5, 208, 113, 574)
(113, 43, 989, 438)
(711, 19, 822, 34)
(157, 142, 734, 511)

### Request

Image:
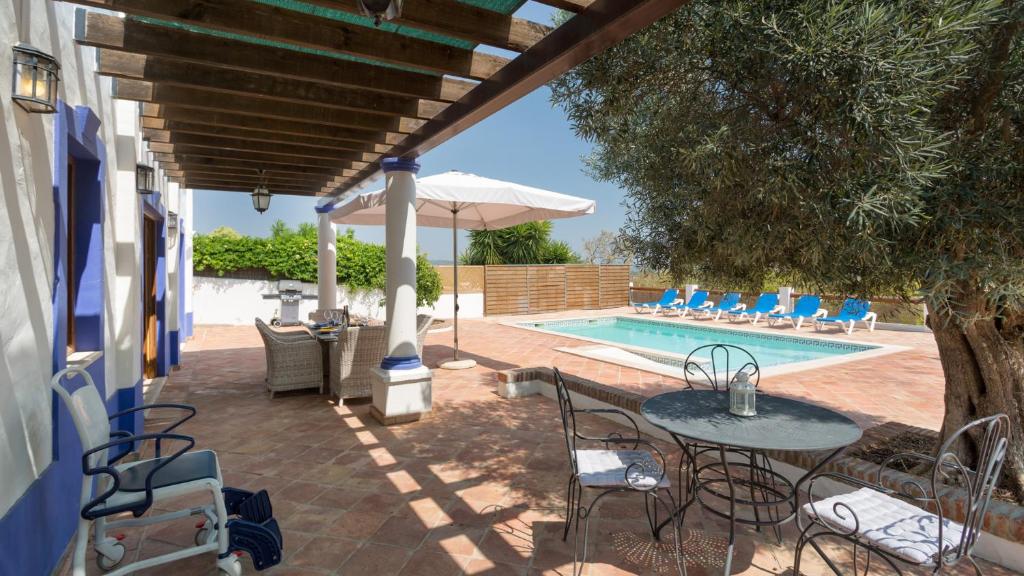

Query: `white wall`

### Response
(0, 1, 185, 517)
(192, 276, 484, 325)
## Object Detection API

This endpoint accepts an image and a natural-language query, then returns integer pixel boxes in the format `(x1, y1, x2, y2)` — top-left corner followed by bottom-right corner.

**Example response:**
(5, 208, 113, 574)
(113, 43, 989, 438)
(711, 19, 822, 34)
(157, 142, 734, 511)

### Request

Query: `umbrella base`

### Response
(439, 358, 477, 370)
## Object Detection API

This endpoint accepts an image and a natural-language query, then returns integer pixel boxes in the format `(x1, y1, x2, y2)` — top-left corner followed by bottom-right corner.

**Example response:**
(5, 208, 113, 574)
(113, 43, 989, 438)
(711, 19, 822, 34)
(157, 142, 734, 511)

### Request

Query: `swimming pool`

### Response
(518, 316, 878, 368)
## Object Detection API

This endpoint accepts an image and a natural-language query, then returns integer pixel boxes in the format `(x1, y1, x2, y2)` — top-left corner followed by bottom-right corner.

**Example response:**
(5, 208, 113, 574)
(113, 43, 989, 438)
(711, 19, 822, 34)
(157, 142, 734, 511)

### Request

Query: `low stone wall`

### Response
(496, 366, 1024, 566)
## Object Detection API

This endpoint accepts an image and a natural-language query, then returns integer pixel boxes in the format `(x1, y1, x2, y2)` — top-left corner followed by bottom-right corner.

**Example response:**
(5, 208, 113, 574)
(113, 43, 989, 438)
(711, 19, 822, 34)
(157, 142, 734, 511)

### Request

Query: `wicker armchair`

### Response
(329, 314, 434, 402)
(256, 318, 323, 398)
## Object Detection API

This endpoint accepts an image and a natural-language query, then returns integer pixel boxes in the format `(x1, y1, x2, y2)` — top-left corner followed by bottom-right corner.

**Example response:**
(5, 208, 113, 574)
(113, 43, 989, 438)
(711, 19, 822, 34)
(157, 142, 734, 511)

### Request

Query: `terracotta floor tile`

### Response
(339, 542, 412, 576)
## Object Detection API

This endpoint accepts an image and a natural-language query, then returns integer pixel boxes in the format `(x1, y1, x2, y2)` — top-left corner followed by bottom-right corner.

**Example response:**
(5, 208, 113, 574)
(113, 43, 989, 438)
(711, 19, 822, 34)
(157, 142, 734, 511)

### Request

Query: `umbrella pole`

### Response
(452, 211, 459, 361)
(440, 206, 475, 370)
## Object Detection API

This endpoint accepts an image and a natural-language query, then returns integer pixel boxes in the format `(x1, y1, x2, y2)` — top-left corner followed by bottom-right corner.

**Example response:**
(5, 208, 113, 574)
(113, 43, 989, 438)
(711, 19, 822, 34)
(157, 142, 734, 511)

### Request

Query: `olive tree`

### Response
(552, 1, 1024, 498)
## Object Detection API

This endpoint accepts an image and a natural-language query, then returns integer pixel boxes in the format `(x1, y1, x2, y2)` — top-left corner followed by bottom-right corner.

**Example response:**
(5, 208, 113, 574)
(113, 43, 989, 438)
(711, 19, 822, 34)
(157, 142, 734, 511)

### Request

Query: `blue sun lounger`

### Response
(694, 292, 744, 321)
(665, 290, 712, 317)
(727, 292, 781, 324)
(815, 298, 877, 334)
(767, 294, 827, 329)
(632, 288, 678, 314)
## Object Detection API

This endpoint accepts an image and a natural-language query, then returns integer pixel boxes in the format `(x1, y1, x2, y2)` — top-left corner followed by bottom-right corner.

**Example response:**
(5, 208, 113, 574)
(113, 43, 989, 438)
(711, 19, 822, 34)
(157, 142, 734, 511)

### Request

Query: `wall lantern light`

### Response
(12, 43, 60, 113)
(252, 184, 271, 214)
(167, 211, 178, 233)
(136, 164, 156, 195)
(358, 0, 402, 26)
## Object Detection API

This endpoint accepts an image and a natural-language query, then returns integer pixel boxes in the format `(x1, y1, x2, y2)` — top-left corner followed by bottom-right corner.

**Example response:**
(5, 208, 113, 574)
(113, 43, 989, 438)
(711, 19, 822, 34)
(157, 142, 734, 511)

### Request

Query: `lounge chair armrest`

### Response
(697, 302, 714, 309)
(769, 305, 786, 314)
(108, 403, 196, 456)
(814, 308, 828, 318)
(864, 311, 878, 321)
(733, 304, 747, 311)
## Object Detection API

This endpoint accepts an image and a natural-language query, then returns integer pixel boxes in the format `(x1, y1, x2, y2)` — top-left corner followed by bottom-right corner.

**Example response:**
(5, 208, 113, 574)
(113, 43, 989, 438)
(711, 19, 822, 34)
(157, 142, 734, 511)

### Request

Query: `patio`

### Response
(57, 311, 1016, 576)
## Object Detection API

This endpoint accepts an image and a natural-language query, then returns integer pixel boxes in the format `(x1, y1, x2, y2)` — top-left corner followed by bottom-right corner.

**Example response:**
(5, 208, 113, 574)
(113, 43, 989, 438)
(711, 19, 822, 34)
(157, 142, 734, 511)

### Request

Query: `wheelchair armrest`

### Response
(109, 403, 196, 456)
(81, 432, 195, 520)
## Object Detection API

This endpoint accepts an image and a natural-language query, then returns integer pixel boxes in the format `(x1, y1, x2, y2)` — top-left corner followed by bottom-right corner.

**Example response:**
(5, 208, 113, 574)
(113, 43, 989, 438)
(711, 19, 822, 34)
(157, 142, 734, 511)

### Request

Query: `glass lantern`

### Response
(12, 43, 60, 114)
(729, 371, 757, 417)
(251, 185, 271, 214)
(136, 164, 156, 195)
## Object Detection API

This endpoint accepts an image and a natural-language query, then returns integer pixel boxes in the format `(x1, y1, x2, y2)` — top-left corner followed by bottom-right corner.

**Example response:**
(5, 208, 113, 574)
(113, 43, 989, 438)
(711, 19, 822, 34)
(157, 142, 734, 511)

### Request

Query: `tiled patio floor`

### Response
(60, 311, 1017, 575)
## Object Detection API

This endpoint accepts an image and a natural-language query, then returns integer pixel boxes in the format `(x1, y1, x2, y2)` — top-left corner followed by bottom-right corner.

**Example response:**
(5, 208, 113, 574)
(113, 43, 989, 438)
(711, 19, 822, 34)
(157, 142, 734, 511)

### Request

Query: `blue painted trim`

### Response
(178, 224, 186, 347)
(381, 157, 420, 174)
(314, 203, 336, 214)
(3, 101, 117, 576)
(185, 311, 194, 338)
(169, 330, 180, 366)
(380, 355, 423, 370)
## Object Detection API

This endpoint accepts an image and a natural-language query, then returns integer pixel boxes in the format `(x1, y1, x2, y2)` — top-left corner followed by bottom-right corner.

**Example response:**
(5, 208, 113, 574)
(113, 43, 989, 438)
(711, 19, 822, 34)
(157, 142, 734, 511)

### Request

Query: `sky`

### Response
(191, 4, 629, 262)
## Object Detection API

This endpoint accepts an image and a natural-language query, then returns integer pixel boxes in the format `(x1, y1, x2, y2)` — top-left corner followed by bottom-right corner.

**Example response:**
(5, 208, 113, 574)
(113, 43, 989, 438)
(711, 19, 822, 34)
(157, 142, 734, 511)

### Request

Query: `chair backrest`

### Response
(687, 290, 709, 307)
(552, 368, 580, 476)
(837, 298, 870, 320)
(683, 344, 760, 391)
(929, 414, 1010, 565)
(51, 367, 111, 469)
(792, 294, 821, 316)
(717, 292, 742, 309)
(752, 292, 779, 312)
(658, 288, 679, 305)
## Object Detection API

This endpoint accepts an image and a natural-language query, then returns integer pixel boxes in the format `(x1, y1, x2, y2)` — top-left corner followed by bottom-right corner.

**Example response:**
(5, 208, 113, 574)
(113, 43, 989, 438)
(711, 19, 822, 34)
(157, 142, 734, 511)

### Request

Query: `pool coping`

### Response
(504, 313, 911, 380)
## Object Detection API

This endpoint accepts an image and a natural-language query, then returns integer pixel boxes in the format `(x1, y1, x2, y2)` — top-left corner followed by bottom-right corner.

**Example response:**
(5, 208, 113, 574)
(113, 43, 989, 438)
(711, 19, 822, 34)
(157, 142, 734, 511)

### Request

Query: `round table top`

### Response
(641, 390, 862, 452)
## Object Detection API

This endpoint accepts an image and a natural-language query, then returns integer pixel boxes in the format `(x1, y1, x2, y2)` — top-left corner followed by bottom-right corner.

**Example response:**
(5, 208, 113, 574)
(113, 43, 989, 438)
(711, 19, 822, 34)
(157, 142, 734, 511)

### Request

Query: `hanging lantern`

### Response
(729, 371, 757, 417)
(358, 0, 402, 26)
(136, 164, 156, 195)
(12, 43, 60, 114)
(251, 184, 271, 214)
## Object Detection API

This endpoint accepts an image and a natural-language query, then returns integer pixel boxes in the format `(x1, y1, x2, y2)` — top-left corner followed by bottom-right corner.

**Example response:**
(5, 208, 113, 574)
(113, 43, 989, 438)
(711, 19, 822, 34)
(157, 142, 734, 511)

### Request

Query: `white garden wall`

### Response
(192, 276, 483, 325)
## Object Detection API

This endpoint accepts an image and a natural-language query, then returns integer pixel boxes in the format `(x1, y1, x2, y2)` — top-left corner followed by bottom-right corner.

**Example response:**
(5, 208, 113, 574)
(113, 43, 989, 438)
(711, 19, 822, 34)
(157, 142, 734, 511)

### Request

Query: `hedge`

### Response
(193, 222, 442, 307)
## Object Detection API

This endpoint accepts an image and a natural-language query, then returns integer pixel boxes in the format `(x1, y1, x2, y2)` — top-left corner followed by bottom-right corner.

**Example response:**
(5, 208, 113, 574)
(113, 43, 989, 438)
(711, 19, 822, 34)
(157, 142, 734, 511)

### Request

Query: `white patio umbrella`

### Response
(328, 170, 596, 369)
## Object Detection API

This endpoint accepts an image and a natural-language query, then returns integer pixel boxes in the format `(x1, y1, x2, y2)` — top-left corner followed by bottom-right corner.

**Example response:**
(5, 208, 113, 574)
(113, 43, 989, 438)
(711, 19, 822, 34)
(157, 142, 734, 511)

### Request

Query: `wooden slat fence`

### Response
(485, 264, 630, 316)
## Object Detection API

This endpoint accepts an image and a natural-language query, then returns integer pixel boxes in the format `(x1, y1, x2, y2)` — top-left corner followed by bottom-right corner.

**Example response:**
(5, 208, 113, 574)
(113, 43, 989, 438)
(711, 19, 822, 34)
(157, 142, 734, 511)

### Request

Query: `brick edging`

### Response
(496, 366, 1024, 544)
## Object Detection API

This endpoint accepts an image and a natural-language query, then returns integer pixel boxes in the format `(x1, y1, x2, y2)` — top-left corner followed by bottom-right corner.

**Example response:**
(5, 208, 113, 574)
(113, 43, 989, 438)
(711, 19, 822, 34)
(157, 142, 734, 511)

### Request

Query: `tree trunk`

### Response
(930, 306, 1024, 503)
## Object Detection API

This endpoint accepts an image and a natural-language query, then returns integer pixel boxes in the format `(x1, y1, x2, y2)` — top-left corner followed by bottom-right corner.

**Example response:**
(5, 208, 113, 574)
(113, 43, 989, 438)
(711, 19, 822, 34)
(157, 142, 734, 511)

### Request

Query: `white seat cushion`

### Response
(803, 487, 964, 564)
(577, 449, 669, 490)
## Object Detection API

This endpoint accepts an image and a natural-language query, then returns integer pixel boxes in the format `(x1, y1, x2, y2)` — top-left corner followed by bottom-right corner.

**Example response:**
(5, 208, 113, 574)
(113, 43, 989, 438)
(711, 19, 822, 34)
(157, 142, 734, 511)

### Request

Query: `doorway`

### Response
(143, 216, 158, 379)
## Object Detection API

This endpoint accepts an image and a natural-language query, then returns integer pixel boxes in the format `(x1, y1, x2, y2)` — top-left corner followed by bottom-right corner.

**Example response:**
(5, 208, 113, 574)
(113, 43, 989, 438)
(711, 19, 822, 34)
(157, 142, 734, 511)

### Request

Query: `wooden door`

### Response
(143, 216, 158, 379)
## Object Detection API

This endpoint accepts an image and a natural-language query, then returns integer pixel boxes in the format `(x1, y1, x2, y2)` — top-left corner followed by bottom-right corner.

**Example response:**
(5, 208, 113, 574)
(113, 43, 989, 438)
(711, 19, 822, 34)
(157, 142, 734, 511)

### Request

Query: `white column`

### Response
(381, 162, 420, 365)
(779, 286, 794, 312)
(316, 210, 337, 311)
(371, 158, 431, 426)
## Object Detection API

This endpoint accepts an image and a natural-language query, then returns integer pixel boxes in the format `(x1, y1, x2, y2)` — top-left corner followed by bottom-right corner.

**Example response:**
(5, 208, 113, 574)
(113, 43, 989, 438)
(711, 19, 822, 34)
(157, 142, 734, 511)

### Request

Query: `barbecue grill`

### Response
(263, 280, 316, 326)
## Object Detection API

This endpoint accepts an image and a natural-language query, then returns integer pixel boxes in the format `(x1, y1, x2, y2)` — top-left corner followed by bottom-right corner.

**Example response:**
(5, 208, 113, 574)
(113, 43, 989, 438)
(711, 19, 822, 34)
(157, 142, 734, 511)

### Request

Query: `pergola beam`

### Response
(115, 82, 426, 134)
(76, 11, 477, 102)
(149, 145, 368, 170)
(155, 155, 360, 178)
(181, 182, 325, 197)
(299, 0, 552, 52)
(147, 133, 377, 163)
(334, 0, 689, 195)
(98, 50, 446, 119)
(531, 0, 595, 12)
(65, 0, 510, 80)
(143, 124, 390, 154)
(139, 107, 405, 146)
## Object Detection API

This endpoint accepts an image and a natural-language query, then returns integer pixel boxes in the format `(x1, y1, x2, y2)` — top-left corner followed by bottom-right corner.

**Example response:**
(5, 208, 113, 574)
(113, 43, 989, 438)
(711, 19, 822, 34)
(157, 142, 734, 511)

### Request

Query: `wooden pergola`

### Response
(63, 0, 684, 198)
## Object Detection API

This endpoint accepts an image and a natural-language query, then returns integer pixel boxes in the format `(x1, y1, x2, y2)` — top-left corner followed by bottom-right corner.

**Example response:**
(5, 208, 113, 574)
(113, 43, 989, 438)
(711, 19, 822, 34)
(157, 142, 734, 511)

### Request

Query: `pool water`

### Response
(524, 317, 876, 368)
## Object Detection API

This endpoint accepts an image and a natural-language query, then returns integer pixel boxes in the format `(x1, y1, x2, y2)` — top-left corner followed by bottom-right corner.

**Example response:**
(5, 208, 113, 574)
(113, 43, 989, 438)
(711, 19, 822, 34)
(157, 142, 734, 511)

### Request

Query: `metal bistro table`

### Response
(641, 390, 862, 575)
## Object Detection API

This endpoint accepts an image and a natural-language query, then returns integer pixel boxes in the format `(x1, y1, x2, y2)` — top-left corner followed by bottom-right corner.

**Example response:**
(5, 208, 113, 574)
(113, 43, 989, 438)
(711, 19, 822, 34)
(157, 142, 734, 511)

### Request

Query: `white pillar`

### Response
(779, 286, 794, 312)
(371, 158, 431, 425)
(684, 284, 699, 303)
(316, 210, 337, 311)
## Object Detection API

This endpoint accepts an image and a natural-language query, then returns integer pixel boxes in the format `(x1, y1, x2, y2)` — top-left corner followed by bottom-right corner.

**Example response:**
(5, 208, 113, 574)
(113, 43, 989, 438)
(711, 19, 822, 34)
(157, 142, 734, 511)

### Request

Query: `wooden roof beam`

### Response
(168, 168, 349, 184)
(76, 11, 476, 102)
(143, 124, 391, 154)
(146, 133, 379, 163)
(182, 182, 325, 197)
(300, 0, 552, 52)
(67, 0, 509, 80)
(530, 0, 595, 12)
(98, 50, 446, 119)
(114, 81, 426, 134)
(154, 155, 361, 178)
(148, 144, 369, 170)
(139, 107, 405, 146)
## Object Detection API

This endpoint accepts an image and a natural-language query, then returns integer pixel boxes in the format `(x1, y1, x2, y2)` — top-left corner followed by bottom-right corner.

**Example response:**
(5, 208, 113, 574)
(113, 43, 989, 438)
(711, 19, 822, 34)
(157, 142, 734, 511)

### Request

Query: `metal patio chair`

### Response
(795, 414, 1010, 576)
(554, 367, 687, 576)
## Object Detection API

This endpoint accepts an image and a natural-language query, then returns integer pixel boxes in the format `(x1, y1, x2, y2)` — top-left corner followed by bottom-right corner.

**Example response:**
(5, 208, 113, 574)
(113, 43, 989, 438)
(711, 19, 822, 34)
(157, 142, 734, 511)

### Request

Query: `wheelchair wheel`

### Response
(194, 526, 210, 547)
(95, 542, 125, 571)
